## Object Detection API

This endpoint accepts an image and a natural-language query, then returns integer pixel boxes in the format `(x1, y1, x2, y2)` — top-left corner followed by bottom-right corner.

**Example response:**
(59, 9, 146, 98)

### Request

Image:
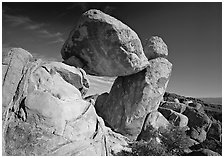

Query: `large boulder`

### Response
(158, 107, 188, 127)
(61, 9, 149, 77)
(160, 101, 187, 113)
(95, 57, 172, 140)
(207, 118, 222, 142)
(143, 36, 168, 60)
(182, 106, 212, 142)
(2, 48, 33, 113)
(137, 111, 170, 141)
(2, 49, 130, 156)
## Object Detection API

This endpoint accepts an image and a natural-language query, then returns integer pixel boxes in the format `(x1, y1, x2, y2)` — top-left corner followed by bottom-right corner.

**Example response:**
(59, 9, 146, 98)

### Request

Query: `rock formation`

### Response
(95, 57, 172, 140)
(182, 106, 212, 142)
(143, 36, 168, 60)
(2, 48, 129, 156)
(158, 107, 188, 127)
(3, 8, 221, 156)
(61, 9, 148, 76)
(137, 111, 170, 141)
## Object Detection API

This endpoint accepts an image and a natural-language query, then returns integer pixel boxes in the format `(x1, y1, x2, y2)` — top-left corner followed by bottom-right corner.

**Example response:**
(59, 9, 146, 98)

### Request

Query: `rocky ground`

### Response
(2, 9, 222, 156)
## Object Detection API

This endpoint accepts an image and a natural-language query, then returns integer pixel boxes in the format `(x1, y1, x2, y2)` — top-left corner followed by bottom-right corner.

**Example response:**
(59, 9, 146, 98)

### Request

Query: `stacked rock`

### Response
(61, 9, 173, 140)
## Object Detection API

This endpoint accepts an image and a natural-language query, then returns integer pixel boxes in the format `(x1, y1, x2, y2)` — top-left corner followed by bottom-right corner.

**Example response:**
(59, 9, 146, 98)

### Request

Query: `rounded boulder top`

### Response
(143, 36, 168, 60)
(61, 9, 149, 77)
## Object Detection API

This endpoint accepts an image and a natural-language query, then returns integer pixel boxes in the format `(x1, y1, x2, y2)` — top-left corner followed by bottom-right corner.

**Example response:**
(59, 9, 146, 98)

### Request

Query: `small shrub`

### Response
(116, 125, 193, 156)
(160, 125, 193, 155)
(117, 138, 169, 156)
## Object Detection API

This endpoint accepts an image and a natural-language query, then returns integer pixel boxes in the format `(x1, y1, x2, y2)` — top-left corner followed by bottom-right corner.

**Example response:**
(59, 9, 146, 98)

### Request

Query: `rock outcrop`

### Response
(160, 100, 212, 143)
(95, 57, 172, 140)
(160, 101, 187, 113)
(137, 111, 170, 141)
(2, 48, 129, 156)
(143, 36, 168, 60)
(184, 149, 221, 156)
(61, 9, 148, 76)
(2, 48, 33, 112)
(182, 106, 212, 142)
(207, 118, 222, 142)
(158, 107, 188, 127)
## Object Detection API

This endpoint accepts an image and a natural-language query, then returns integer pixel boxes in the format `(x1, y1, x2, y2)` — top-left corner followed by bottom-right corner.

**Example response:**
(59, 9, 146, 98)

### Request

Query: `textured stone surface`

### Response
(42, 62, 90, 96)
(182, 106, 212, 142)
(2, 49, 129, 156)
(143, 36, 168, 60)
(185, 149, 221, 156)
(61, 9, 148, 76)
(158, 107, 188, 127)
(207, 119, 222, 142)
(95, 58, 172, 140)
(137, 111, 170, 141)
(160, 101, 187, 113)
(2, 48, 33, 112)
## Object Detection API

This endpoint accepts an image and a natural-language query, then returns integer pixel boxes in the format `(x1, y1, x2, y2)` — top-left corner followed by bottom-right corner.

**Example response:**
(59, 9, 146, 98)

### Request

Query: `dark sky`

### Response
(2, 2, 222, 98)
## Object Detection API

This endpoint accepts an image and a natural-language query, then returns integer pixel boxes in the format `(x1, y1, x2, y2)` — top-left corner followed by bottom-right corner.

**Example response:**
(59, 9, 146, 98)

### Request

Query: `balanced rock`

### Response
(2, 49, 129, 156)
(158, 107, 188, 127)
(143, 36, 168, 60)
(95, 57, 172, 140)
(61, 9, 148, 76)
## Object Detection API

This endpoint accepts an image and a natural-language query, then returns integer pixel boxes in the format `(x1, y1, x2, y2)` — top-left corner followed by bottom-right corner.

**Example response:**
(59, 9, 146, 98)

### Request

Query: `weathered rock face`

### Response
(158, 107, 188, 127)
(182, 106, 212, 142)
(2, 48, 33, 112)
(95, 57, 172, 140)
(41, 62, 90, 96)
(184, 149, 221, 156)
(143, 36, 168, 60)
(137, 111, 170, 141)
(61, 9, 149, 76)
(2, 48, 129, 156)
(207, 119, 222, 142)
(160, 101, 187, 113)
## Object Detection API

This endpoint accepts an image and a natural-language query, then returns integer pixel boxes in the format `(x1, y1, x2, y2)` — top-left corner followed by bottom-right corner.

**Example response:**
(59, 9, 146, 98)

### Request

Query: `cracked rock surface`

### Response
(95, 57, 172, 140)
(61, 9, 148, 77)
(2, 48, 129, 156)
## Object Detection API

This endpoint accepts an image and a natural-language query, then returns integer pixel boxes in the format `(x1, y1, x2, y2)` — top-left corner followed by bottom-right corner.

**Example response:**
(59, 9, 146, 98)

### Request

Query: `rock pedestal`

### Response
(95, 57, 172, 140)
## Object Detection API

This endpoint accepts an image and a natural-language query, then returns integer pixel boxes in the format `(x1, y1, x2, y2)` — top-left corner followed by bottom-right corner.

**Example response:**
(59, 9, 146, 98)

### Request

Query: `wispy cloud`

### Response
(3, 10, 64, 45)
(3, 14, 32, 26)
(58, 2, 89, 18)
(25, 23, 45, 30)
(66, 2, 89, 12)
(38, 30, 62, 38)
(38, 30, 65, 44)
(48, 37, 65, 44)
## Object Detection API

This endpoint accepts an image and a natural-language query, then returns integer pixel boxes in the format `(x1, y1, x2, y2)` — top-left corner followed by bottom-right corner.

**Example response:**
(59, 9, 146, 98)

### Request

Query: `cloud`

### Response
(38, 30, 63, 38)
(58, 2, 89, 17)
(3, 14, 32, 26)
(48, 37, 65, 45)
(25, 23, 45, 30)
(66, 2, 89, 12)
(3, 10, 64, 45)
